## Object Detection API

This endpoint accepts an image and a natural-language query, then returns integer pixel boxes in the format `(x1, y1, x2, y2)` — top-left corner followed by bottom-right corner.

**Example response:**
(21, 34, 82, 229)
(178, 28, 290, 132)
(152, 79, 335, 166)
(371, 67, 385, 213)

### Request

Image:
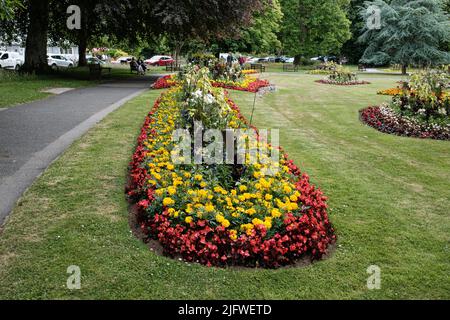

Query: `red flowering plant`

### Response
(129, 68, 335, 268)
(151, 62, 271, 93)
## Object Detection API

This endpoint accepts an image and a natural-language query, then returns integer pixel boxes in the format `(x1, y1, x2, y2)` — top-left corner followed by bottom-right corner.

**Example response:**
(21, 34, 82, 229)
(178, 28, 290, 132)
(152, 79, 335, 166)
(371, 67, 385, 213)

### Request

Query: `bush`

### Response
(392, 70, 450, 122)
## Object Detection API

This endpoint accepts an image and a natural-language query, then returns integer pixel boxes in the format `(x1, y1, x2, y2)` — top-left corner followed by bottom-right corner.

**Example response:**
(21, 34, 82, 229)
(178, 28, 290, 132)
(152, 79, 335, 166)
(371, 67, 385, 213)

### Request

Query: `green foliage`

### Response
(177, 66, 232, 130)
(280, 0, 351, 57)
(392, 69, 450, 122)
(359, 0, 450, 68)
(341, 0, 368, 64)
(0, 0, 22, 20)
(327, 68, 358, 83)
(240, 0, 283, 53)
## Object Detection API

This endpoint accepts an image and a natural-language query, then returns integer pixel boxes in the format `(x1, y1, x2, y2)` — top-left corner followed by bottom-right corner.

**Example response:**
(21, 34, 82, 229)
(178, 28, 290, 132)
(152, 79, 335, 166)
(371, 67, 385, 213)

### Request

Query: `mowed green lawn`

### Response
(0, 65, 166, 108)
(0, 72, 448, 299)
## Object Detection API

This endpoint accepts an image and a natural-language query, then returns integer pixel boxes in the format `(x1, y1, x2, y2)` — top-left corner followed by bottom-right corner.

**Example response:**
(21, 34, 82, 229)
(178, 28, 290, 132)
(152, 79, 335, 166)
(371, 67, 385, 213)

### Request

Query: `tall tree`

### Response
(359, 0, 450, 74)
(49, 0, 137, 66)
(146, 0, 264, 63)
(280, 0, 351, 59)
(23, 0, 49, 73)
(341, 0, 367, 64)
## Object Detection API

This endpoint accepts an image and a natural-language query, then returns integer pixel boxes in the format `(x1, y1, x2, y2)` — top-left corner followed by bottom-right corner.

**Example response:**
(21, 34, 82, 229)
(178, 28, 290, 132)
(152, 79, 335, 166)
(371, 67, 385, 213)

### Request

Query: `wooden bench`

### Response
(358, 64, 367, 72)
(166, 63, 182, 72)
(251, 63, 266, 73)
(89, 64, 112, 80)
(283, 64, 299, 72)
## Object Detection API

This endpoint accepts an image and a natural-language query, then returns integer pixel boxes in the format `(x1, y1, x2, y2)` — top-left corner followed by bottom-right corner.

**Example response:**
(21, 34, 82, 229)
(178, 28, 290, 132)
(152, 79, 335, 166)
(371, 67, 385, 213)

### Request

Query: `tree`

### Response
(280, 0, 351, 59)
(48, 0, 137, 66)
(23, 0, 49, 74)
(239, 0, 283, 53)
(0, 0, 23, 20)
(359, 0, 450, 74)
(341, 0, 368, 64)
(147, 0, 264, 63)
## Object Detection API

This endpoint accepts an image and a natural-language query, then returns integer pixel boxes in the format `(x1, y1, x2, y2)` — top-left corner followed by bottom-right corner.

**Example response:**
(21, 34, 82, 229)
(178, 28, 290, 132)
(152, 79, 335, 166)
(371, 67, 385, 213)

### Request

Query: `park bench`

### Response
(166, 63, 182, 72)
(283, 64, 299, 72)
(89, 64, 112, 80)
(251, 63, 266, 73)
(358, 64, 367, 72)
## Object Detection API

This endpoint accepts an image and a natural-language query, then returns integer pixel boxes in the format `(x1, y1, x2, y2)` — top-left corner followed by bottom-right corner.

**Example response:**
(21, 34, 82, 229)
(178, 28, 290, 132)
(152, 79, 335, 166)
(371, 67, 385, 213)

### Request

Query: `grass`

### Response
(0, 70, 93, 108)
(0, 72, 449, 299)
(0, 65, 166, 108)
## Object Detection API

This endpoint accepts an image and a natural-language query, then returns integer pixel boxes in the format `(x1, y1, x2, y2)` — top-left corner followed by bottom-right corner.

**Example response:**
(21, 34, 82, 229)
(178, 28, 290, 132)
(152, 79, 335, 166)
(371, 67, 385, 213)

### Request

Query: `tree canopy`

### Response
(280, 0, 351, 58)
(359, 0, 450, 73)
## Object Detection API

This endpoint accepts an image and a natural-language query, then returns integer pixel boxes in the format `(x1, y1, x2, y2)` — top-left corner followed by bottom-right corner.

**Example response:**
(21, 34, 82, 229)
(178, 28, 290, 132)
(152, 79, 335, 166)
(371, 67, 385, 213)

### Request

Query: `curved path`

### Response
(0, 75, 158, 225)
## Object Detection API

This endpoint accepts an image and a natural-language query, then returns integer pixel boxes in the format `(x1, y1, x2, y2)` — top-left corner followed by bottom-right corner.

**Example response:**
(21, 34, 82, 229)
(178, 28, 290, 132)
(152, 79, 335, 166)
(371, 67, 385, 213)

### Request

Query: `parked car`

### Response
(0, 51, 24, 70)
(87, 57, 106, 65)
(145, 55, 175, 66)
(117, 56, 134, 64)
(257, 57, 271, 63)
(247, 57, 260, 64)
(284, 57, 295, 64)
(311, 56, 339, 63)
(47, 54, 74, 69)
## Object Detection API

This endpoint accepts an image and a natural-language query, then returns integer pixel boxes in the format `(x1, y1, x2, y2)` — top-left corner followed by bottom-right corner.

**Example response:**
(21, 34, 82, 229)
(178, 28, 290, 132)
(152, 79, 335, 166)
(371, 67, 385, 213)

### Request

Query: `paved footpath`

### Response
(0, 76, 158, 225)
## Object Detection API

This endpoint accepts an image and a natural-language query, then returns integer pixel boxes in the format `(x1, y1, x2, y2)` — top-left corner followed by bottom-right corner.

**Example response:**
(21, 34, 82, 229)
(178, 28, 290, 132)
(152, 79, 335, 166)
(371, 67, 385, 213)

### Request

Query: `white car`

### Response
(117, 56, 134, 64)
(0, 51, 24, 70)
(247, 57, 260, 64)
(47, 54, 74, 69)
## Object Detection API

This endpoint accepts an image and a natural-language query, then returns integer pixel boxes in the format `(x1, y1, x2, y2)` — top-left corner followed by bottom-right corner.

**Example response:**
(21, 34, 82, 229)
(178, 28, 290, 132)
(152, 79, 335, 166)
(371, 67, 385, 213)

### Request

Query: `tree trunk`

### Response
(77, 2, 89, 67)
(78, 29, 88, 67)
(402, 64, 407, 75)
(23, 0, 49, 74)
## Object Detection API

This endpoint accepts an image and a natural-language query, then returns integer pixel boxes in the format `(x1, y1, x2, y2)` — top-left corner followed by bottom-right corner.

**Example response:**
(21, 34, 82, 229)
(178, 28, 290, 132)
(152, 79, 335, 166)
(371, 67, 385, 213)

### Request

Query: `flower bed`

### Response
(152, 74, 271, 93)
(377, 88, 405, 96)
(128, 69, 335, 268)
(316, 79, 371, 86)
(360, 106, 450, 140)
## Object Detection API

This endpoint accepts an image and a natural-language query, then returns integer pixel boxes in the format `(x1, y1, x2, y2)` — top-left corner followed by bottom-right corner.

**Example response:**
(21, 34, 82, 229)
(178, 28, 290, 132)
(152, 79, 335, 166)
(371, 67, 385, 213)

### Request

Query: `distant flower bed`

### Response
(129, 67, 336, 268)
(152, 74, 270, 93)
(316, 79, 371, 86)
(315, 66, 370, 86)
(377, 88, 405, 96)
(362, 70, 450, 141)
(360, 106, 450, 140)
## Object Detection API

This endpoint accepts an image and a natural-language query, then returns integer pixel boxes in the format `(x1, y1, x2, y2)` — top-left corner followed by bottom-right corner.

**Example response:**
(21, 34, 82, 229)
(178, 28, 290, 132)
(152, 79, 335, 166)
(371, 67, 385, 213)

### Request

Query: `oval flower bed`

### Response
(152, 74, 270, 93)
(316, 79, 371, 86)
(128, 70, 336, 268)
(360, 105, 450, 140)
(361, 70, 450, 141)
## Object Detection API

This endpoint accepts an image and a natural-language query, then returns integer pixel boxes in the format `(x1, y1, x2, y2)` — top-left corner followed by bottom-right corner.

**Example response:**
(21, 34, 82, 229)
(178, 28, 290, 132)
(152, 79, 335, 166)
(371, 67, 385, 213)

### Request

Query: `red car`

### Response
(145, 55, 175, 66)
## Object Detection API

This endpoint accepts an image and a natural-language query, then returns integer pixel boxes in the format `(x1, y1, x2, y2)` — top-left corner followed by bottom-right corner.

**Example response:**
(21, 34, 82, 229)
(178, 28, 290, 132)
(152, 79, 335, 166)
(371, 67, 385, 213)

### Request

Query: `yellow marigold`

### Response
(265, 194, 273, 201)
(222, 219, 231, 228)
(216, 214, 225, 223)
(205, 203, 215, 213)
(167, 186, 177, 196)
(185, 216, 193, 224)
(239, 185, 248, 192)
(252, 218, 264, 226)
(283, 185, 293, 194)
(229, 230, 238, 241)
(195, 174, 203, 181)
(166, 163, 175, 171)
(163, 197, 175, 207)
(271, 208, 282, 218)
